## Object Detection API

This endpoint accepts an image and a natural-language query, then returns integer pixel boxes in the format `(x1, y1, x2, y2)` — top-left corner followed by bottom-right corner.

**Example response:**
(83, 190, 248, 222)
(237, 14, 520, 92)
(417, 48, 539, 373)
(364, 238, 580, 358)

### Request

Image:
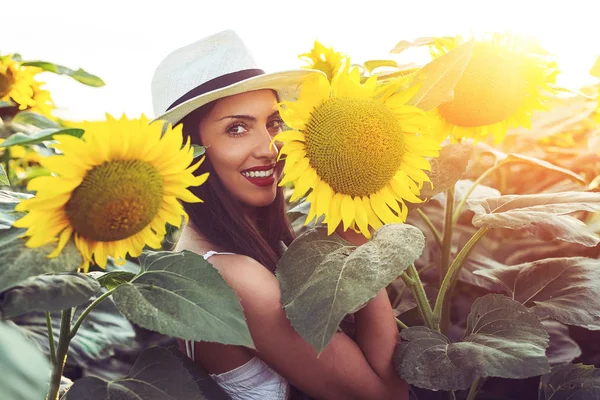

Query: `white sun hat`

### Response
(151, 29, 325, 126)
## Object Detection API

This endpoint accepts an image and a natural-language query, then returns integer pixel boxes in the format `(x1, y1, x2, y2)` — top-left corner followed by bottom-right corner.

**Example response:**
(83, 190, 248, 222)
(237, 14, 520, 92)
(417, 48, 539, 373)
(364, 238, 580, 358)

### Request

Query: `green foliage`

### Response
(112, 250, 254, 347)
(0, 321, 51, 400)
(395, 294, 550, 390)
(277, 224, 425, 353)
(0, 128, 84, 147)
(21, 60, 105, 87)
(0, 164, 8, 186)
(539, 363, 600, 399)
(11, 111, 61, 129)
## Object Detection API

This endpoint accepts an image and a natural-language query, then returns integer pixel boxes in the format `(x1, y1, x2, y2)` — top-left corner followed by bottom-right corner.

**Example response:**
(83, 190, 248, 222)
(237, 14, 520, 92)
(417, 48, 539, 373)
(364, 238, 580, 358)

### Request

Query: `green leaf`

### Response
(112, 250, 253, 347)
(539, 363, 600, 399)
(64, 346, 207, 400)
(277, 224, 425, 353)
(11, 111, 61, 129)
(474, 257, 600, 330)
(0, 227, 82, 293)
(21, 61, 105, 87)
(0, 321, 50, 400)
(0, 190, 29, 229)
(105, 257, 141, 274)
(0, 164, 8, 186)
(543, 320, 581, 365)
(407, 40, 474, 111)
(468, 192, 600, 247)
(13, 296, 136, 367)
(415, 143, 473, 206)
(0, 273, 101, 318)
(0, 100, 15, 109)
(390, 36, 437, 54)
(94, 270, 137, 290)
(395, 294, 550, 391)
(0, 128, 84, 147)
(192, 144, 207, 159)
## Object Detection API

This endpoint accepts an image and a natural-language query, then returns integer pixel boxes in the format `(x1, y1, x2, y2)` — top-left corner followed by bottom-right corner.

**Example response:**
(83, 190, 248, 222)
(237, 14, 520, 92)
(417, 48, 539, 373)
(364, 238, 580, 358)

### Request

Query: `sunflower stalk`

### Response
(433, 228, 489, 325)
(46, 308, 72, 400)
(440, 187, 455, 279)
(68, 287, 116, 340)
(466, 377, 483, 400)
(416, 208, 442, 248)
(45, 311, 57, 365)
(400, 265, 437, 330)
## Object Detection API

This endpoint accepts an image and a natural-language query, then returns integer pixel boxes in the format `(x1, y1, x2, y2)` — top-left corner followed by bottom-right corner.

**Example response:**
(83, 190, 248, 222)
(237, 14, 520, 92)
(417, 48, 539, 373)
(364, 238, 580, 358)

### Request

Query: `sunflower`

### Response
(12, 114, 208, 271)
(0, 55, 37, 109)
(29, 80, 55, 117)
(429, 33, 558, 144)
(300, 40, 347, 82)
(276, 69, 440, 238)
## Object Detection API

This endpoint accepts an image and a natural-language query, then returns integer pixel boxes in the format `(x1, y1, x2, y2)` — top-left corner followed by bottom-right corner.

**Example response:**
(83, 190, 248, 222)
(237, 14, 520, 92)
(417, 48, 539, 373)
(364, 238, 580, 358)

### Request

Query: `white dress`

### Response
(184, 250, 289, 400)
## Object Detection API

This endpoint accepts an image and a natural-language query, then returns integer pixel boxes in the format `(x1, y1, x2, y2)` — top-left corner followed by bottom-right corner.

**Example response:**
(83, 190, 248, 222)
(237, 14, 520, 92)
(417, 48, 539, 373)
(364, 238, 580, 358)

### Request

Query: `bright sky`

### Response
(4, 0, 600, 121)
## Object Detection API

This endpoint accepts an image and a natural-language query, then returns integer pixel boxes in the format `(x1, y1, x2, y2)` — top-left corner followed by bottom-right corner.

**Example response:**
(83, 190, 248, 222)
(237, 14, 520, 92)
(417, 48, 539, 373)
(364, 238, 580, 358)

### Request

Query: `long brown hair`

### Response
(178, 100, 295, 272)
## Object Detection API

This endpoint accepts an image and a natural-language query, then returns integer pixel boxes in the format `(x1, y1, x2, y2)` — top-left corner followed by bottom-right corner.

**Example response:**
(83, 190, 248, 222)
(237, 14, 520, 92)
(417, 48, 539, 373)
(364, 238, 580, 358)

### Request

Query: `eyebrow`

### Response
(218, 110, 280, 122)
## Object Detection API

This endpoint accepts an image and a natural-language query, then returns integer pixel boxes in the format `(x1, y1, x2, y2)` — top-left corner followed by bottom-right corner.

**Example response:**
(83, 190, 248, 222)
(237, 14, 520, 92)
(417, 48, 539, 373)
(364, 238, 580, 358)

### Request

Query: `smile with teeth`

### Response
(241, 168, 275, 178)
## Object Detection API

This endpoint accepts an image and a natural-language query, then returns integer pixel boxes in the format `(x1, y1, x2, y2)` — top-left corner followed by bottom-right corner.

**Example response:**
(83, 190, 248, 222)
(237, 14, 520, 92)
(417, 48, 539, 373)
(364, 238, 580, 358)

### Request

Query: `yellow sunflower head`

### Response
(430, 33, 559, 144)
(0, 55, 38, 110)
(12, 114, 209, 271)
(276, 69, 440, 238)
(299, 40, 347, 82)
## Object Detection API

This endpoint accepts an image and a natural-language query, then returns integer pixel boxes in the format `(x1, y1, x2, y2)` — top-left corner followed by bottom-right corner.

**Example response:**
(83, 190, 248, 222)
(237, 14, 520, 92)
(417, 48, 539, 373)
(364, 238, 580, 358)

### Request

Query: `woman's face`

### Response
(198, 90, 284, 208)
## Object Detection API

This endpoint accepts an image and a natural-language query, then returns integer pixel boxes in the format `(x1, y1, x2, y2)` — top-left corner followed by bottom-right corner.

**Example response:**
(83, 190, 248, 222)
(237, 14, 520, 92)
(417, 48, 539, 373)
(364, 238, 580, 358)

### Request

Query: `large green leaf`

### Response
(0, 321, 50, 400)
(474, 257, 600, 329)
(63, 346, 207, 400)
(395, 294, 550, 390)
(0, 163, 8, 186)
(11, 111, 61, 129)
(277, 224, 425, 353)
(0, 227, 82, 293)
(112, 250, 253, 347)
(21, 61, 105, 87)
(543, 320, 582, 365)
(539, 363, 600, 399)
(406, 40, 474, 111)
(468, 192, 600, 247)
(417, 143, 473, 204)
(0, 190, 29, 229)
(13, 296, 136, 368)
(94, 270, 137, 290)
(0, 127, 84, 147)
(0, 273, 101, 318)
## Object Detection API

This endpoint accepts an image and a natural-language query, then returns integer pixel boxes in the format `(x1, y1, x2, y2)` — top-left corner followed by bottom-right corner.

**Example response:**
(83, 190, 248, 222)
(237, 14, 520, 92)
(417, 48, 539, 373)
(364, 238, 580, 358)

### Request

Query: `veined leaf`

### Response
(474, 257, 600, 330)
(0, 190, 29, 229)
(277, 224, 425, 353)
(395, 294, 550, 390)
(0, 128, 84, 147)
(94, 271, 137, 290)
(112, 250, 253, 347)
(406, 40, 474, 111)
(543, 320, 582, 365)
(539, 363, 600, 399)
(390, 36, 437, 54)
(0, 273, 101, 318)
(21, 61, 105, 87)
(11, 111, 61, 129)
(0, 164, 8, 186)
(0, 321, 50, 400)
(64, 347, 208, 400)
(468, 192, 600, 247)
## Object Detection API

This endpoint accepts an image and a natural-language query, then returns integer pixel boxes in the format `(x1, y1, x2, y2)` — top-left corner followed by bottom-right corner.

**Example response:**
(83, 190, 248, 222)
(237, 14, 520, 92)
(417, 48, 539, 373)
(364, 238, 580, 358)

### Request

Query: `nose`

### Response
(253, 127, 279, 160)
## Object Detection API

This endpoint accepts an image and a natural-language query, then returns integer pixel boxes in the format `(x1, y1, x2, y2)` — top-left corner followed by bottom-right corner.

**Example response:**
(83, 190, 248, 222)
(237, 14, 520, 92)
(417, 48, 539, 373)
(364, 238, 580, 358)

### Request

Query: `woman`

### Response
(151, 30, 408, 400)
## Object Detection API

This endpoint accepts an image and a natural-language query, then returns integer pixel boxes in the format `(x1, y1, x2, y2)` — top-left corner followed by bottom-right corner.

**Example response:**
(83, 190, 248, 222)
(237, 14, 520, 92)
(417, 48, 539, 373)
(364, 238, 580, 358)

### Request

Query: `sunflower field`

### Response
(1, 33, 599, 400)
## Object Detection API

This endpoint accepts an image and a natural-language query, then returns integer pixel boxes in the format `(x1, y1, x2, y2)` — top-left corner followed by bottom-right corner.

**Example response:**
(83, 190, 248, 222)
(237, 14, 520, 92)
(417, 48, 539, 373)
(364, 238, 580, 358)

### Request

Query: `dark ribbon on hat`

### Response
(166, 68, 265, 111)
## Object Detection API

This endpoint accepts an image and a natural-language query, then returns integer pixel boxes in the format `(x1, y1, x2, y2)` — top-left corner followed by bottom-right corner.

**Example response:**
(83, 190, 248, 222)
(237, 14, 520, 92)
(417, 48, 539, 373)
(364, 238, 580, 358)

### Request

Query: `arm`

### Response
(211, 255, 408, 400)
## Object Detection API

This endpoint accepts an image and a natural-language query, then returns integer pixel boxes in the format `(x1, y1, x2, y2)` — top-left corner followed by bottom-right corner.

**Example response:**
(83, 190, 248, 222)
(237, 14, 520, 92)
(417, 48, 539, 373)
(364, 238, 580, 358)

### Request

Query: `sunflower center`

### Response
(65, 159, 163, 242)
(438, 44, 528, 127)
(304, 97, 405, 197)
(0, 69, 15, 98)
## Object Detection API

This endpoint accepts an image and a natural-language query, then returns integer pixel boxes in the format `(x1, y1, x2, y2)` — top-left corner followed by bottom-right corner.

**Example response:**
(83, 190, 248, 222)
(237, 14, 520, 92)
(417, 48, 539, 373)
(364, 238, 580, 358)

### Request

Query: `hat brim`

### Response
(151, 69, 325, 126)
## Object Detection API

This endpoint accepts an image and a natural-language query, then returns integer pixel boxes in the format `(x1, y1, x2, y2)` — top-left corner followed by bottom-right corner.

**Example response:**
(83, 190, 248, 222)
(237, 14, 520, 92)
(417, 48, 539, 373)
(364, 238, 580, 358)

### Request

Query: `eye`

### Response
(226, 123, 248, 137)
(267, 118, 285, 134)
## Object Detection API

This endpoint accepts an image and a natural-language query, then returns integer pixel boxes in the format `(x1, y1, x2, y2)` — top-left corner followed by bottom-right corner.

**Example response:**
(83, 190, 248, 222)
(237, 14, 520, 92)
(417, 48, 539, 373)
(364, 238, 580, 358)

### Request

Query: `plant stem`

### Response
(46, 308, 72, 400)
(416, 208, 442, 248)
(466, 378, 482, 400)
(68, 288, 115, 340)
(395, 317, 408, 330)
(452, 162, 504, 226)
(440, 187, 455, 281)
(433, 228, 489, 323)
(45, 312, 57, 365)
(401, 265, 437, 330)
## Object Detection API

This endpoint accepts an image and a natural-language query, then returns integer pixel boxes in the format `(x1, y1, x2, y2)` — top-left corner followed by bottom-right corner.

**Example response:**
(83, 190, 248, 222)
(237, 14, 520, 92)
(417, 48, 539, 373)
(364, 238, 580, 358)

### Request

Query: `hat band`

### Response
(166, 68, 265, 111)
